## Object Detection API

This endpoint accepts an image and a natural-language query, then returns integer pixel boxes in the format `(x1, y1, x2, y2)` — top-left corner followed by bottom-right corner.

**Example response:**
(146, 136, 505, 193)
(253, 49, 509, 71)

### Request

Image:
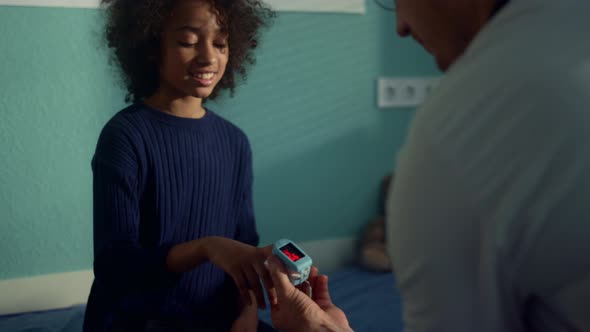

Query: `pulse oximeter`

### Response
(272, 239, 313, 286)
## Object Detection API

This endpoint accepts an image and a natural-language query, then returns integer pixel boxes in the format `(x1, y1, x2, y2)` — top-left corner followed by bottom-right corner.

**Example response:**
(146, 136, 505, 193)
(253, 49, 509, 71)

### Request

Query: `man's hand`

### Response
(266, 255, 351, 332)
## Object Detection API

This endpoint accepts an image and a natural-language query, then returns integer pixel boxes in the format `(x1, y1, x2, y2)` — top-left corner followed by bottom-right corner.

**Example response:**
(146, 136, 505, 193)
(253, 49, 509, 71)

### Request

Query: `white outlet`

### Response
(377, 77, 441, 108)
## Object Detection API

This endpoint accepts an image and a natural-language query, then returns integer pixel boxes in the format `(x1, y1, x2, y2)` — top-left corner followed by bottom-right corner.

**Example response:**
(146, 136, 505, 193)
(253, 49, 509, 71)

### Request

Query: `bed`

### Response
(0, 266, 403, 332)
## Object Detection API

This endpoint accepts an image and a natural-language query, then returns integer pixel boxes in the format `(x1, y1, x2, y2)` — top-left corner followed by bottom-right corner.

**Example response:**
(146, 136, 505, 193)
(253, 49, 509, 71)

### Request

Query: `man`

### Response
(267, 0, 590, 331)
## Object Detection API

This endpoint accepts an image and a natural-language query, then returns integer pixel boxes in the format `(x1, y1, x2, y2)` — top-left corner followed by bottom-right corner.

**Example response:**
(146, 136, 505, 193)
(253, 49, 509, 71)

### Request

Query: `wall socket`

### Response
(377, 77, 441, 108)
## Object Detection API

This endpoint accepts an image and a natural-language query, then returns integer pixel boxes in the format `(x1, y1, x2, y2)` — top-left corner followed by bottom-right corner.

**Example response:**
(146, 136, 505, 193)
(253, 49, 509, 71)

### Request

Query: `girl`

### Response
(84, 0, 275, 331)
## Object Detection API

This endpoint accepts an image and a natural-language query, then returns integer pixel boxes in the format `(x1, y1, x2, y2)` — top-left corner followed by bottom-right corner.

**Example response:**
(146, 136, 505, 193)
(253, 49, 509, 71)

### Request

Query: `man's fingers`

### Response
(289, 266, 318, 297)
(309, 270, 324, 294)
(309, 266, 319, 278)
(311, 275, 333, 308)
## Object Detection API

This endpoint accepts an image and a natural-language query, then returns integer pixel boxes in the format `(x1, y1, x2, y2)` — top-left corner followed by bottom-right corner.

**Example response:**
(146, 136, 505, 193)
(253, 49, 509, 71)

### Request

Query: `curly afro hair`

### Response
(101, 0, 275, 103)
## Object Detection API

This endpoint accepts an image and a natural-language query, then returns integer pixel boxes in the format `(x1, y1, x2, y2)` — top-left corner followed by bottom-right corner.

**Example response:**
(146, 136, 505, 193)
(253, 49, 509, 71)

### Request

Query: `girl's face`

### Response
(158, 0, 229, 100)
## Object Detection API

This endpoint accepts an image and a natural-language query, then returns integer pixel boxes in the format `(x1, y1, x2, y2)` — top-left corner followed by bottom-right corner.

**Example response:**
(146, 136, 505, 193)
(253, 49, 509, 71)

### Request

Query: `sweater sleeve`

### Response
(91, 122, 178, 293)
(234, 136, 259, 247)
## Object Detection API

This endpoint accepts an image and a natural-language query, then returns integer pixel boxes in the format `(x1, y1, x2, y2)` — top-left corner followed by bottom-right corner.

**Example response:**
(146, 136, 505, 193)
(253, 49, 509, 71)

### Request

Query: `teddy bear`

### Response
(358, 174, 394, 272)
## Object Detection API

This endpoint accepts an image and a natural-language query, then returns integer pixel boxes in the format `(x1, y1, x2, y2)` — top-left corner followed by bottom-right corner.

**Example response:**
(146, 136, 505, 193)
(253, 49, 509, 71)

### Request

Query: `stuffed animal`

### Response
(359, 174, 394, 272)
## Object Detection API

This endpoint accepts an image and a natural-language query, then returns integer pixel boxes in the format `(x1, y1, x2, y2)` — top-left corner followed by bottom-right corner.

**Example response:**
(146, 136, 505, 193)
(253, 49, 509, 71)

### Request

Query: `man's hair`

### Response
(101, 0, 275, 103)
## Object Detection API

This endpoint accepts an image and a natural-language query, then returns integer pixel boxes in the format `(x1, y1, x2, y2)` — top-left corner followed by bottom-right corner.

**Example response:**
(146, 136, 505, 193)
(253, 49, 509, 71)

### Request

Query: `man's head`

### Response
(393, 0, 504, 71)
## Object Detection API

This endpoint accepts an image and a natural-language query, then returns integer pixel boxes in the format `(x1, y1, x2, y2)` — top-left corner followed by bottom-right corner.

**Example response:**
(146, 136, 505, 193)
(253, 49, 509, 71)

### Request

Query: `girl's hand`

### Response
(204, 236, 274, 308)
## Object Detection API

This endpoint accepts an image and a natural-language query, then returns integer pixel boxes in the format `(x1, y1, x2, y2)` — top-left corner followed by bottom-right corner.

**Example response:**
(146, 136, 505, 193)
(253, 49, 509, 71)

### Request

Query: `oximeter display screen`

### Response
(280, 243, 304, 262)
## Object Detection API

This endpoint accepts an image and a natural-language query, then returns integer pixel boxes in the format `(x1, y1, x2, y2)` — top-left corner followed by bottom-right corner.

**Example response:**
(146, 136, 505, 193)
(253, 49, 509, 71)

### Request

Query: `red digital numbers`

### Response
(282, 249, 301, 262)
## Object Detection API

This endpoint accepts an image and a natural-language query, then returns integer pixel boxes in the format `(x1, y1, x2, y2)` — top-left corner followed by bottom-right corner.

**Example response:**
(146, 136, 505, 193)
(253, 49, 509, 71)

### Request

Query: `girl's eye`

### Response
(214, 43, 227, 49)
(178, 42, 196, 48)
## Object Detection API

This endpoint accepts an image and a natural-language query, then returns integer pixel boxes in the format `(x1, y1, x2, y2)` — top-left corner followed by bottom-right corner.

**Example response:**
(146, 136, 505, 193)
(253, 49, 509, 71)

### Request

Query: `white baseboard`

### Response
(0, 237, 356, 315)
(0, 270, 94, 315)
(296, 237, 357, 274)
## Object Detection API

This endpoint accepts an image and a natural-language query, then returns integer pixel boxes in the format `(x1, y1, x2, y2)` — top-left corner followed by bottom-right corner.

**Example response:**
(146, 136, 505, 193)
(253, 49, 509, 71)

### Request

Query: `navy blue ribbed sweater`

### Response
(84, 104, 259, 331)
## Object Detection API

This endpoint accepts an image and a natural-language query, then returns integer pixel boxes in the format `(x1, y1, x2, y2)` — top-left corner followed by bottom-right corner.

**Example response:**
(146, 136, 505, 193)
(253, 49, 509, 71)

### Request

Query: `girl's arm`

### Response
(234, 137, 259, 247)
(92, 124, 182, 293)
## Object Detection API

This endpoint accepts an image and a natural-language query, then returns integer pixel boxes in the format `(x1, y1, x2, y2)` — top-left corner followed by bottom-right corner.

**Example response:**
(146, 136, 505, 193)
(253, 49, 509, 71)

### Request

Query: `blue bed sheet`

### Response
(0, 305, 86, 332)
(0, 267, 403, 332)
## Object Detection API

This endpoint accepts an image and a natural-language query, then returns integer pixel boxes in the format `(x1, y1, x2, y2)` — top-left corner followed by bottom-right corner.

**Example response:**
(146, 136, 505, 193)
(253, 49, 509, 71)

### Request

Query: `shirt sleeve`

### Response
(386, 137, 483, 332)
(91, 122, 178, 293)
(234, 136, 259, 247)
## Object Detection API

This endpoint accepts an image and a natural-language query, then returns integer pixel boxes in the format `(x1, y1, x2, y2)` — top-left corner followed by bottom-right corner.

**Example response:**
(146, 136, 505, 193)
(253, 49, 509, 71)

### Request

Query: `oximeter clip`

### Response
(272, 239, 313, 286)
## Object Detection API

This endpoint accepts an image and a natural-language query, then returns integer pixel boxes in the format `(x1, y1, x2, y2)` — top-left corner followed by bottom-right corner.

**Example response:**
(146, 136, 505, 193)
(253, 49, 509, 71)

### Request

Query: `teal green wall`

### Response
(0, 3, 438, 280)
